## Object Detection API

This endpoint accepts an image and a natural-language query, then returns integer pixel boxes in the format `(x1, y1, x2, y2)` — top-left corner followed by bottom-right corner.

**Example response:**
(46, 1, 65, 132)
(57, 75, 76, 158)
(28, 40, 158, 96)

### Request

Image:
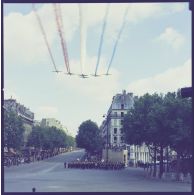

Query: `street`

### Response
(4, 149, 191, 192)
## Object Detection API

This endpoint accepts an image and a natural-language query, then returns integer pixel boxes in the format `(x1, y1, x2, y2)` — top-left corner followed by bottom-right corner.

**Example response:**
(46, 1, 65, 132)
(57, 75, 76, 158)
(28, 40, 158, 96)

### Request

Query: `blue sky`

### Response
(4, 3, 191, 136)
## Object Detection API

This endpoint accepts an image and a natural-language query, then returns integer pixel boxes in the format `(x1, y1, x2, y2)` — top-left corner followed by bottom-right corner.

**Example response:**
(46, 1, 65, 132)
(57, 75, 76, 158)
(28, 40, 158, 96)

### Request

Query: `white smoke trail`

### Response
(95, 4, 110, 76)
(106, 5, 130, 75)
(79, 4, 87, 75)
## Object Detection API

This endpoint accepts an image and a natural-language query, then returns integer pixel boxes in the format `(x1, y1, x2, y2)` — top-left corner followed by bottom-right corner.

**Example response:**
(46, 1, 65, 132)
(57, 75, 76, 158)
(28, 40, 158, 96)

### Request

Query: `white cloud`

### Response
(127, 59, 191, 96)
(156, 27, 185, 49)
(4, 3, 186, 67)
(55, 55, 121, 102)
(4, 4, 78, 66)
(85, 3, 186, 42)
(4, 88, 21, 101)
(36, 106, 58, 118)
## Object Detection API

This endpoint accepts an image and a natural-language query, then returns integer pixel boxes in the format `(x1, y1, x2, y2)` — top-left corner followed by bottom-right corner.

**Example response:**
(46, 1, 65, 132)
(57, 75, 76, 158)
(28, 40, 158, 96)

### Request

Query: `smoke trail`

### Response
(106, 6, 129, 75)
(32, 4, 58, 72)
(79, 4, 87, 75)
(53, 3, 70, 73)
(57, 4, 71, 73)
(94, 4, 110, 76)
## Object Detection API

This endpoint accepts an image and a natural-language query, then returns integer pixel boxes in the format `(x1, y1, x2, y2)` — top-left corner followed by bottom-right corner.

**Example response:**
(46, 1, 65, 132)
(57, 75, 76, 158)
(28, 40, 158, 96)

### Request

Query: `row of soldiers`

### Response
(64, 161, 125, 170)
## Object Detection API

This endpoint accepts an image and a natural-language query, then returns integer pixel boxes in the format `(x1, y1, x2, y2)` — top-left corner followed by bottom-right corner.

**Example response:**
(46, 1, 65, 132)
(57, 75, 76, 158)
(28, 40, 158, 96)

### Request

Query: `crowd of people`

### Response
(4, 147, 73, 167)
(64, 160, 125, 170)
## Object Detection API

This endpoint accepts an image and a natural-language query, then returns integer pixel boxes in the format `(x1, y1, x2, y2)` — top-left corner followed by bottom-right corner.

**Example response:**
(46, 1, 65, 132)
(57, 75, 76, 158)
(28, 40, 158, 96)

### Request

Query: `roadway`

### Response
(4, 149, 191, 192)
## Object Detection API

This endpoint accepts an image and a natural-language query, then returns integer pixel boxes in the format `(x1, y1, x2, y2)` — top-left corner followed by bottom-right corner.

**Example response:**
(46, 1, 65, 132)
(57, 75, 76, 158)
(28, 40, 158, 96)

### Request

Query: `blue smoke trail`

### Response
(94, 4, 110, 76)
(106, 6, 129, 75)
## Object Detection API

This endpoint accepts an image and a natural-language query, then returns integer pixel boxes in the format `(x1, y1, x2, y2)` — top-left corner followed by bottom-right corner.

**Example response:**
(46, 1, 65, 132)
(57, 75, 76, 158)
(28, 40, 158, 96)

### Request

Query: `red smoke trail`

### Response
(57, 4, 71, 74)
(53, 4, 70, 73)
(32, 4, 58, 72)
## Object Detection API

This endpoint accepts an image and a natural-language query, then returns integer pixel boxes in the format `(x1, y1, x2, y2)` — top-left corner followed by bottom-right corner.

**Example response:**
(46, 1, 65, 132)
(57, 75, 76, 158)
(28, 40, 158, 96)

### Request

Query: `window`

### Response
(114, 136, 117, 142)
(121, 112, 124, 117)
(114, 119, 117, 126)
(121, 104, 124, 109)
(114, 128, 117, 134)
(120, 128, 123, 134)
(114, 112, 117, 116)
(121, 120, 124, 125)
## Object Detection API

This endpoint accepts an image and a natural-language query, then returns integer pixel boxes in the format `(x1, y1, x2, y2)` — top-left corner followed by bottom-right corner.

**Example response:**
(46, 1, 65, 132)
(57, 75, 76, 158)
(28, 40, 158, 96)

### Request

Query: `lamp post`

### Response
(103, 114, 110, 162)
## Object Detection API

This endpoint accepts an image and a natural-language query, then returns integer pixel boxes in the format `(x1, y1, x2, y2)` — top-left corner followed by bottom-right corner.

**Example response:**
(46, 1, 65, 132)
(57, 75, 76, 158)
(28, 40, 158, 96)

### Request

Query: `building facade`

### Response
(4, 98, 34, 144)
(100, 90, 151, 165)
(40, 118, 64, 130)
(101, 90, 134, 148)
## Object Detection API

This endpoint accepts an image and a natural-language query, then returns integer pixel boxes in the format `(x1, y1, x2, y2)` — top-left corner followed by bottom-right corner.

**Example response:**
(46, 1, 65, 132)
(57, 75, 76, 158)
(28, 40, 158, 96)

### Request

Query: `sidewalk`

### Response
(144, 169, 192, 184)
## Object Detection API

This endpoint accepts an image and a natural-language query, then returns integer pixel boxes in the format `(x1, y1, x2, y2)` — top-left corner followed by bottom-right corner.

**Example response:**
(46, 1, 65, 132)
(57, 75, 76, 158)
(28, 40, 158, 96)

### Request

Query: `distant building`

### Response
(34, 120, 41, 126)
(100, 90, 151, 166)
(40, 118, 64, 130)
(4, 99, 34, 124)
(4, 98, 34, 145)
(101, 90, 134, 148)
(127, 144, 150, 165)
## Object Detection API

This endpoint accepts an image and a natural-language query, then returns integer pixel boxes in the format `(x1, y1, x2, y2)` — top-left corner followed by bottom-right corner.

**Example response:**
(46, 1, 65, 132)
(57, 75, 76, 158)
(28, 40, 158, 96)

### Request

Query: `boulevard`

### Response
(4, 149, 191, 192)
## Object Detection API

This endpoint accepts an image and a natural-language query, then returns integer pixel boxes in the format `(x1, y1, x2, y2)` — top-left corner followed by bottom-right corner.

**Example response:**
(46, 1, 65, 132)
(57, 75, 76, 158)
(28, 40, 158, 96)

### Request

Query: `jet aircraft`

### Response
(79, 74, 89, 79)
(91, 74, 102, 77)
(65, 72, 75, 76)
(52, 70, 62, 73)
(104, 73, 112, 76)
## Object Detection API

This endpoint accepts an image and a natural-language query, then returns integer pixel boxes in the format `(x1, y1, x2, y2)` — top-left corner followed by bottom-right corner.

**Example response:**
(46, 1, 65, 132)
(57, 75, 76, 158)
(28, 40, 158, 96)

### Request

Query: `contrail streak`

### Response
(53, 3, 70, 73)
(94, 4, 110, 76)
(79, 4, 87, 75)
(32, 4, 58, 72)
(106, 6, 129, 75)
(57, 4, 71, 73)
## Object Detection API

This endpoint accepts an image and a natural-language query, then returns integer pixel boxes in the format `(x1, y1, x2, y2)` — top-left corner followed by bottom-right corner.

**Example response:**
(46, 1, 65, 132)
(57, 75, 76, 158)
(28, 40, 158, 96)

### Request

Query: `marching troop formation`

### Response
(64, 160, 125, 170)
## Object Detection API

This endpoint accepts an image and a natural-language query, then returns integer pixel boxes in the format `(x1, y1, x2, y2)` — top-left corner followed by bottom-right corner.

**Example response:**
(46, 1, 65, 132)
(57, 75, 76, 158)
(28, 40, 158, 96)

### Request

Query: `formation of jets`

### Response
(33, 3, 115, 79)
(52, 70, 111, 79)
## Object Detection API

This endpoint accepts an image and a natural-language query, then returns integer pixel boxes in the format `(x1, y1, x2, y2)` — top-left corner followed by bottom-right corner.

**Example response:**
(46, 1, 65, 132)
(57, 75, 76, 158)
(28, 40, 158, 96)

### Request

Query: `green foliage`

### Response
(27, 126, 69, 150)
(165, 92, 192, 157)
(27, 126, 43, 148)
(123, 91, 192, 157)
(76, 120, 103, 154)
(123, 93, 163, 146)
(123, 91, 192, 178)
(66, 135, 76, 147)
(4, 110, 25, 149)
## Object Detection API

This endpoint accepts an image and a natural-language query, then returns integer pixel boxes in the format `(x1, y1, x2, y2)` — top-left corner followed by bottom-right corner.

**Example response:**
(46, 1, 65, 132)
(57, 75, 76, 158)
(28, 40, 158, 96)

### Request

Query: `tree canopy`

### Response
(76, 120, 103, 154)
(27, 126, 73, 150)
(4, 110, 25, 150)
(123, 91, 192, 178)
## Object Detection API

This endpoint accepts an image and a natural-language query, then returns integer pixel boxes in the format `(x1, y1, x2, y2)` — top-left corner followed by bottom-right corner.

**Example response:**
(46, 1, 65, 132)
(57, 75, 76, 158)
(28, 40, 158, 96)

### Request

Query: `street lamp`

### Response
(103, 114, 110, 162)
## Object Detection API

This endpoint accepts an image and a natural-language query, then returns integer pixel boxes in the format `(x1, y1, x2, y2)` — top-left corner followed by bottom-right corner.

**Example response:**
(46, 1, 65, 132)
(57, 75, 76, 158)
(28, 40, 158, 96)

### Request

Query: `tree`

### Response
(66, 135, 76, 148)
(27, 126, 68, 150)
(76, 120, 103, 154)
(4, 110, 25, 150)
(147, 95, 170, 178)
(27, 125, 43, 149)
(123, 91, 192, 179)
(123, 93, 163, 177)
(165, 92, 192, 179)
